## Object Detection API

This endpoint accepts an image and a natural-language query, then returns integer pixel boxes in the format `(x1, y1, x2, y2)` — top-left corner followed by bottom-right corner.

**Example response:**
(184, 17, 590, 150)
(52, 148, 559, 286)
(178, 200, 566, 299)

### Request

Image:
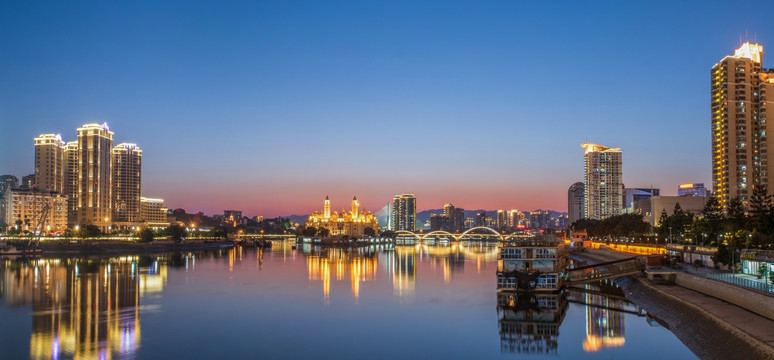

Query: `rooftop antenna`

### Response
(745, 29, 748, 42)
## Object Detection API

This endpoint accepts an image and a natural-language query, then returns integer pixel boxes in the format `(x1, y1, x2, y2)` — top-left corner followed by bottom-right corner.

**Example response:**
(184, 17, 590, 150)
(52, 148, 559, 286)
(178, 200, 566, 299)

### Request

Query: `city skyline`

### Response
(3, 2, 774, 216)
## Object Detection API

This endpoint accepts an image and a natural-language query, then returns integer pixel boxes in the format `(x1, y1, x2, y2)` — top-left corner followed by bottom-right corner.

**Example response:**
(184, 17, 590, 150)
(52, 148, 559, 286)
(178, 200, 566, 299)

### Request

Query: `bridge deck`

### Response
(563, 257, 644, 286)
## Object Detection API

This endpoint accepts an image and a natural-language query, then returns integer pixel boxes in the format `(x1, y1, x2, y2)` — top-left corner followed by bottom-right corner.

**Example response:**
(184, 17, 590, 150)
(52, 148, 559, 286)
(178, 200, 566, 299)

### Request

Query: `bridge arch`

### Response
(421, 231, 457, 240)
(458, 226, 503, 241)
(503, 232, 534, 241)
(393, 230, 421, 240)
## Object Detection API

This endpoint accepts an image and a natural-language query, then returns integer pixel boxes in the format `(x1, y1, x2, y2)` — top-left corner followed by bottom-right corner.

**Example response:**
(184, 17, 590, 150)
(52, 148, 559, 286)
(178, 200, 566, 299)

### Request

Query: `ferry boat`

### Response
(497, 237, 569, 292)
(0, 242, 42, 256)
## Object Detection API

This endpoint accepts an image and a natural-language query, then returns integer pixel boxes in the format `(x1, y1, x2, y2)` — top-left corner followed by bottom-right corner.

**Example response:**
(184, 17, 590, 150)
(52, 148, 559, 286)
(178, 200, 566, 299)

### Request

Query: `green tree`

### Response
(750, 186, 772, 224)
(166, 225, 186, 243)
(317, 227, 330, 237)
(726, 197, 746, 232)
(213, 225, 229, 240)
(302, 226, 317, 237)
(701, 195, 724, 245)
(81, 225, 102, 238)
(140, 228, 155, 243)
(657, 209, 669, 239)
(363, 227, 376, 237)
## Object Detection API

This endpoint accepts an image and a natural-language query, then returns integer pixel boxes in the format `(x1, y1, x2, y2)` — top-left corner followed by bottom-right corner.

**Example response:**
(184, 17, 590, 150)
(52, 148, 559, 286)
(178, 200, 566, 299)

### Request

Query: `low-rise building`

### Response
(634, 195, 707, 226)
(677, 183, 708, 197)
(140, 197, 169, 229)
(2, 188, 68, 233)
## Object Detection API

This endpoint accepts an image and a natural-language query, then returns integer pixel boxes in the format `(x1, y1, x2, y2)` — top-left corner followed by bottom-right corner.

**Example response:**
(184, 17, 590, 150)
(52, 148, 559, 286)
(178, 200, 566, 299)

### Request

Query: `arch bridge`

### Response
(394, 226, 522, 242)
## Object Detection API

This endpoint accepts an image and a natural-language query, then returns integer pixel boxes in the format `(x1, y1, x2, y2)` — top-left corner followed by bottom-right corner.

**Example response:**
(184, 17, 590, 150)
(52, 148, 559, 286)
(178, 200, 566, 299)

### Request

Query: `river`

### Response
(0, 242, 698, 359)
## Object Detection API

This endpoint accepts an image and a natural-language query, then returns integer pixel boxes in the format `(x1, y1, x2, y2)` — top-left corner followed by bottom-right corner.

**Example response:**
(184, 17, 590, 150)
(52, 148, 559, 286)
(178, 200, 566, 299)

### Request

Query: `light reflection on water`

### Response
(0, 242, 697, 359)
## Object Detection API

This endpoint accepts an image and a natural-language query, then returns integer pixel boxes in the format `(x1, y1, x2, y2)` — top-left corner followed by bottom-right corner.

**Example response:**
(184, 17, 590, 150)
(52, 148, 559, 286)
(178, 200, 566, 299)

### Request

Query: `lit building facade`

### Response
(712, 42, 774, 208)
(306, 196, 379, 237)
(140, 197, 169, 228)
(64, 141, 79, 226)
(529, 210, 551, 230)
(34, 134, 65, 193)
(77, 123, 114, 230)
(223, 210, 243, 225)
(678, 183, 708, 197)
(21, 174, 35, 188)
(390, 194, 416, 231)
(496, 210, 507, 229)
(0, 175, 19, 193)
(568, 182, 585, 224)
(112, 143, 142, 225)
(3, 188, 68, 233)
(442, 203, 465, 231)
(582, 143, 623, 220)
(429, 213, 450, 231)
(624, 187, 660, 209)
(507, 210, 523, 228)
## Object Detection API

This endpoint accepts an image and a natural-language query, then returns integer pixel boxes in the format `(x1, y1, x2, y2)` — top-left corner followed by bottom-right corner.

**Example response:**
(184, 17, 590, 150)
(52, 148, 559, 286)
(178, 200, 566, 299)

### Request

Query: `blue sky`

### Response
(1, 1, 773, 216)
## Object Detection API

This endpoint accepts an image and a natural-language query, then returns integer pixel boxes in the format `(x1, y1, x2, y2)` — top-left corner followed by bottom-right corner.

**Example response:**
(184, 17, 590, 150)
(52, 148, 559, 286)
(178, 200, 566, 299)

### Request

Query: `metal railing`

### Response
(704, 273, 774, 294)
(683, 266, 774, 294)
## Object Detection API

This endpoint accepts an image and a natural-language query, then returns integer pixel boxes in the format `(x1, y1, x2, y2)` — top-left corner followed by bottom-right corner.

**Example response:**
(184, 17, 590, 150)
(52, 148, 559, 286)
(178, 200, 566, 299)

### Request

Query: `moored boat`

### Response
(497, 237, 569, 292)
(0, 242, 42, 256)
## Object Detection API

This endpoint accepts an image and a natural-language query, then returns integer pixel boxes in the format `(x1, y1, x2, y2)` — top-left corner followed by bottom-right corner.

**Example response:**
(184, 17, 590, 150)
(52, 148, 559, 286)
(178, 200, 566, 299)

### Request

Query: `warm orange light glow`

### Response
(734, 42, 763, 63)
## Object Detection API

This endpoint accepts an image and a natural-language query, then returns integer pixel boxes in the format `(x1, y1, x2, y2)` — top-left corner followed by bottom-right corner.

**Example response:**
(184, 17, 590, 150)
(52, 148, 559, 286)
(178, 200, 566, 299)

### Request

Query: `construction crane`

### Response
(26, 203, 50, 250)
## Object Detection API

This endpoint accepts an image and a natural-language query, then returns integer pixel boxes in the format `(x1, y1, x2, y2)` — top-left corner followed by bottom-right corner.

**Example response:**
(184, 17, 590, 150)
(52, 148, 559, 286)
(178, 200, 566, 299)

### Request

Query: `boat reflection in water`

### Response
(497, 280, 643, 355)
(497, 291, 568, 355)
(0, 256, 168, 360)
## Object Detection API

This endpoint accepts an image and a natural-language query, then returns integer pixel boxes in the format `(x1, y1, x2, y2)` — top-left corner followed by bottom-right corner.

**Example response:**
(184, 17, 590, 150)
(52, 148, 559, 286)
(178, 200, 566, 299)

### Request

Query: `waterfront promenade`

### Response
(574, 248, 774, 359)
(620, 277, 774, 360)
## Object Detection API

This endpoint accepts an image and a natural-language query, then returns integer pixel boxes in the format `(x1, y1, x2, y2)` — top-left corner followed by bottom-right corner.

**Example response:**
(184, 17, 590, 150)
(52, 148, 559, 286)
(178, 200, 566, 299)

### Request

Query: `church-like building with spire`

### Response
(305, 196, 379, 237)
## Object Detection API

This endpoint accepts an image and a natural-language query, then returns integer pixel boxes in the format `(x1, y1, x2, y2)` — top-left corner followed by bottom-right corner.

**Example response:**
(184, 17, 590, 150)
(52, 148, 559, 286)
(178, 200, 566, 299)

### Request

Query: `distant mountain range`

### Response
(284, 209, 567, 228)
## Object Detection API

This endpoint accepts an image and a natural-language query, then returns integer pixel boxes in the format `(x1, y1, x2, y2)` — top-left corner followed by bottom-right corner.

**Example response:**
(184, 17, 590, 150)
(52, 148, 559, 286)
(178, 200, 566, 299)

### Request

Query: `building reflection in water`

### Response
(390, 246, 416, 298)
(304, 247, 379, 304)
(496, 280, 638, 355)
(0, 256, 168, 360)
(497, 291, 568, 355)
(572, 281, 633, 352)
(300, 242, 499, 303)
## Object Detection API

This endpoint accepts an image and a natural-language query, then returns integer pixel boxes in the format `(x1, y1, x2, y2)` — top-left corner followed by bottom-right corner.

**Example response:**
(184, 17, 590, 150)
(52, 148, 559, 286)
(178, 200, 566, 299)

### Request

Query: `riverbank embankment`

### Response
(573, 249, 774, 359)
(38, 239, 234, 256)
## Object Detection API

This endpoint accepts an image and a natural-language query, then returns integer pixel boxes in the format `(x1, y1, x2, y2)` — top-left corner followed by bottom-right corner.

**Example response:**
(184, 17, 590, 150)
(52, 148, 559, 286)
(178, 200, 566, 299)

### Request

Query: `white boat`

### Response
(0, 242, 42, 256)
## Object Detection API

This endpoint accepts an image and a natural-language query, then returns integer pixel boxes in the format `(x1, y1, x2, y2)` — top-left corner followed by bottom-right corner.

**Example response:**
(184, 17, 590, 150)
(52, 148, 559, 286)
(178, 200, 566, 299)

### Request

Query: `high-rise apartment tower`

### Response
(112, 143, 142, 224)
(390, 194, 416, 231)
(34, 134, 65, 193)
(64, 141, 79, 225)
(77, 123, 114, 230)
(711, 42, 774, 207)
(568, 182, 585, 224)
(581, 143, 622, 220)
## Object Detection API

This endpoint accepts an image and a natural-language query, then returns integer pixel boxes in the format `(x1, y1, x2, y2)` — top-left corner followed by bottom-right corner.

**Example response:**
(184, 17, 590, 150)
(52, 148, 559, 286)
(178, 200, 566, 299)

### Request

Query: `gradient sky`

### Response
(2, 1, 773, 217)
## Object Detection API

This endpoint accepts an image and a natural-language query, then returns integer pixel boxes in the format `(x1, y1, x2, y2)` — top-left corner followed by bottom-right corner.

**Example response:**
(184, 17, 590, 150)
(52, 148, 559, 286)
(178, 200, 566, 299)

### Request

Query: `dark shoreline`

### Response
(36, 240, 236, 257)
(571, 252, 774, 359)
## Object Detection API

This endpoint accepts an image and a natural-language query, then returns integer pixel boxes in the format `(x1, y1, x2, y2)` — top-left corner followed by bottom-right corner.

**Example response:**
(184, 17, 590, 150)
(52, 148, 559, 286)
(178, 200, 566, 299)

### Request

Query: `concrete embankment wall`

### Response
(675, 272, 774, 321)
(577, 247, 774, 321)
(575, 248, 634, 262)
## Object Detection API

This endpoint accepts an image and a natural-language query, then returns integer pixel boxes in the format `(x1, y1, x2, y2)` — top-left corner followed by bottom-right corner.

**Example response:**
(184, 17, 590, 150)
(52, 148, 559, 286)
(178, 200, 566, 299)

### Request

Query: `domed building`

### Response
(305, 196, 379, 237)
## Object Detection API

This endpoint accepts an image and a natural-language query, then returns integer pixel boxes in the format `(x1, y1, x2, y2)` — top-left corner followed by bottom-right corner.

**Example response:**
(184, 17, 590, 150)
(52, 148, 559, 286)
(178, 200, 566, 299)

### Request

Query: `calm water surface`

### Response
(0, 242, 698, 359)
